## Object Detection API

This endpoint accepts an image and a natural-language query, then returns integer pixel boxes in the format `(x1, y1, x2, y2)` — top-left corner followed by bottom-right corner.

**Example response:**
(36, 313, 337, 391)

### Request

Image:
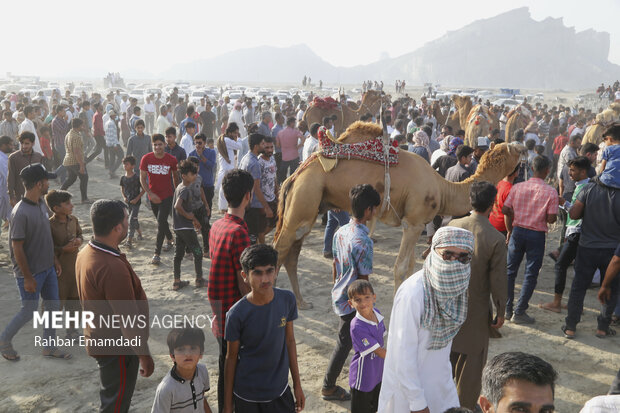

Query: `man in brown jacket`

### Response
(8, 132, 43, 205)
(449, 181, 507, 410)
(76, 199, 154, 413)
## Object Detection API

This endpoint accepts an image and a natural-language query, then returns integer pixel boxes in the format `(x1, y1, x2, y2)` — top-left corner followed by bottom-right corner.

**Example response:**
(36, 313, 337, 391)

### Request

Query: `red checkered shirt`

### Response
(208, 213, 250, 338)
(504, 177, 559, 232)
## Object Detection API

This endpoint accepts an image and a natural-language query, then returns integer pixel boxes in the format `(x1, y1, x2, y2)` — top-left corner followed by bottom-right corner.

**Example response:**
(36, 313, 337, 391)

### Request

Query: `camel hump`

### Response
(336, 121, 384, 144)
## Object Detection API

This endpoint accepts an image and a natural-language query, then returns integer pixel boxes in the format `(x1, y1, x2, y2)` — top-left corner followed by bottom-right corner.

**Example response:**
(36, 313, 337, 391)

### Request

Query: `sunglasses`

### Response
(437, 250, 472, 264)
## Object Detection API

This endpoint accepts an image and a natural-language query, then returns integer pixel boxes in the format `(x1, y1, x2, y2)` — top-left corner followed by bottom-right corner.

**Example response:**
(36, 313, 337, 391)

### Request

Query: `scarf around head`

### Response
(448, 137, 463, 156)
(413, 130, 431, 155)
(422, 226, 474, 350)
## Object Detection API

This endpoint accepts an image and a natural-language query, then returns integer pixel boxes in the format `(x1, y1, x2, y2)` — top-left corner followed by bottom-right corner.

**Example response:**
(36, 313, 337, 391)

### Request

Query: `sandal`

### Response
(195, 278, 206, 288)
(172, 280, 190, 291)
(43, 348, 72, 360)
(1, 342, 20, 362)
(321, 385, 351, 401)
(611, 315, 619, 326)
(596, 328, 617, 339)
(561, 325, 575, 339)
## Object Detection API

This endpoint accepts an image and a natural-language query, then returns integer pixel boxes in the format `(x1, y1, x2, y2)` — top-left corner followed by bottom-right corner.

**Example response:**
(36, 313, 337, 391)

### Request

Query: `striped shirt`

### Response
(105, 119, 119, 147)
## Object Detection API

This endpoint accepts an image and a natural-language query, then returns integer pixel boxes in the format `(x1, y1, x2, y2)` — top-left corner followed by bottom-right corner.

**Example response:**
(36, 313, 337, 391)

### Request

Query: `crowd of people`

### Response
(0, 82, 619, 413)
(596, 80, 620, 102)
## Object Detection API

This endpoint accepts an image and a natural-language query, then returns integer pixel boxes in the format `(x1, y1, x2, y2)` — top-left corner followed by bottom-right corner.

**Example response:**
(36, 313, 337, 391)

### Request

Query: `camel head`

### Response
(470, 142, 526, 184)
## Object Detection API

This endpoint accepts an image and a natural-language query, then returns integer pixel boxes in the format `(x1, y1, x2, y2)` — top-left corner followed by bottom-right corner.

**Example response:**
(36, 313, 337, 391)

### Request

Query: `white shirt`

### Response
(180, 133, 195, 155)
(615, 90, 620, 100)
(218, 137, 242, 172)
(379, 270, 460, 413)
(296, 109, 304, 123)
(18, 118, 43, 155)
(120, 100, 129, 114)
(0, 151, 10, 220)
(155, 115, 171, 135)
(430, 149, 446, 166)
(524, 132, 540, 145)
(302, 136, 319, 161)
(144, 102, 155, 114)
(580, 395, 620, 413)
(570, 127, 584, 138)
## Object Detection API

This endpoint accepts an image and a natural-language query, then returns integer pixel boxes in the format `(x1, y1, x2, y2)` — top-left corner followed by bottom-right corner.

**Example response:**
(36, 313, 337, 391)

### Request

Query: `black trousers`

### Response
(217, 337, 228, 413)
(87, 135, 109, 166)
(351, 383, 381, 413)
(234, 386, 295, 413)
(554, 232, 579, 295)
(323, 311, 355, 389)
(194, 205, 211, 253)
(150, 196, 173, 255)
(173, 229, 202, 279)
(61, 165, 88, 201)
(96, 355, 139, 413)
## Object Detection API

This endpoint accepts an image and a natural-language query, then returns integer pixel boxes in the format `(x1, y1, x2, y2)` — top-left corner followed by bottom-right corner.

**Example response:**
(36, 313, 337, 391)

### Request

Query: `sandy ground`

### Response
(0, 158, 618, 413)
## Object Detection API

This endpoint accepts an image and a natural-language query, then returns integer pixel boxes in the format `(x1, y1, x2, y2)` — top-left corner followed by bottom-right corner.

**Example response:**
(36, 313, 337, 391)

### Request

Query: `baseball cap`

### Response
(19, 163, 57, 185)
(476, 137, 490, 149)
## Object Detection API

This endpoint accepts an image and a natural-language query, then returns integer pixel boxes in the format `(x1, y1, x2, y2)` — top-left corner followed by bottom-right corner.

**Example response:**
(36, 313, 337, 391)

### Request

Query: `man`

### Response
(478, 352, 557, 413)
(446, 144, 475, 183)
(0, 110, 18, 141)
(276, 116, 303, 183)
(179, 121, 197, 155)
(87, 103, 108, 167)
(104, 110, 124, 179)
(257, 111, 272, 138)
(469, 137, 490, 172)
(76, 200, 154, 412)
(239, 133, 272, 245)
(164, 126, 186, 163)
(179, 106, 196, 138)
(563, 170, 620, 338)
(0, 136, 13, 226)
(302, 122, 320, 162)
(0, 163, 68, 362)
(119, 94, 129, 114)
(78, 101, 95, 155)
(390, 119, 405, 139)
(379, 227, 475, 413)
(557, 133, 581, 181)
(322, 184, 381, 402)
(140, 134, 179, 265)
(18, 105, 43, 155)
(569, 119, 585, 138)
(503, 156, 559, 324)
(60, 118, 90, 203)
(8, 132, 44, 205)
(129, 106, 142, 136)
(432, 137, 461, 178)
(143, 96, 155, 134)
(449, 182, 507, 409)
(258, 136, 278, 243)
(188, 133, 216, 252)
(174, 98, 187, 127)
(207, 169, 254, 412)
(155, 105, 171, 135)
(126, 120, 153, 172)
(51, 105, 69, 182)
(199, 101, 216, 139)
(489, 165, 519, 235)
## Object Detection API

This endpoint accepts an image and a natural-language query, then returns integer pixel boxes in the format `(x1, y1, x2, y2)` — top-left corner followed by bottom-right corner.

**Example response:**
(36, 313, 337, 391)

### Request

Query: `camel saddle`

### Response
(311, 96, 341, 110)
(315, 127, 399, 172)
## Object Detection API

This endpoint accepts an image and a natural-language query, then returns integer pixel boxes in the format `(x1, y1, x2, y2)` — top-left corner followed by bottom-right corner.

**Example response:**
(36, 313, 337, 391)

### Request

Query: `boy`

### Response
(180, 122, 197, 156)
(187, 156, 211, 257)
(599, 123, 620, 189)
(223, 244, 305, 413)
(45, 189, 83, 340)
(347, 280, 385, 413)
(120, 155, 144, 248)
(172, 160, 203, 290)
(152, 328, 212, 413)
(322, 184, 381, 401)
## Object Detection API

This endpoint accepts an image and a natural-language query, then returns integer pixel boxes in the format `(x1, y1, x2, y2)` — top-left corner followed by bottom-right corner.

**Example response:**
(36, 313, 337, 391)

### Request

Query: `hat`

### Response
(108, 109, 116, 116)
(476, 137, 490, 149)
(19, 163, 56, 185)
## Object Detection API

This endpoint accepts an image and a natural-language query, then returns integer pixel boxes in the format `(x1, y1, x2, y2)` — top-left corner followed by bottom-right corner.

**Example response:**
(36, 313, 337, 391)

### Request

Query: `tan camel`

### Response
(444, 95, 472, 132)
(302, 90, 385, 135)
(430, 100, 448, 128)
(582, 102, 620, 145)
(504, 104, 532, 143)
(464, 105, 493, 147)
(273, 121, 524, 309)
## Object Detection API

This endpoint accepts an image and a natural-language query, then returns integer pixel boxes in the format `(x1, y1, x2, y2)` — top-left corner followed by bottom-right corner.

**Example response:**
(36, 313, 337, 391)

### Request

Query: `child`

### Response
(187, 156, 211, 257)
(347, 280, 386, 413)
(120, 155, 144, 248)
(172, 160, 203, 290)
(152, 328, 212, 413)
(224, 244, 305, 413)
(45, 190, 83, 340)
(599, 124, 620, 189)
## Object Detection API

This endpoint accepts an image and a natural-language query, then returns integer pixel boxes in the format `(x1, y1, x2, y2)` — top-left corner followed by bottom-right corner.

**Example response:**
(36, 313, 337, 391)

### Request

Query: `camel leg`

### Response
(393, 223, 424, 293)
(281, 238, 313, 310)
(368, 216, 378, 240)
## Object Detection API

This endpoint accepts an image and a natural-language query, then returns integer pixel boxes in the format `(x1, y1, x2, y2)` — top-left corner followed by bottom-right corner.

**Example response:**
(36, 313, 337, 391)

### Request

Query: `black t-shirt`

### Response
(577, 182, 620, 249)
(199, 110, 216, 136)
(120, 174, 142, 203)
(432, 155, 457, 178)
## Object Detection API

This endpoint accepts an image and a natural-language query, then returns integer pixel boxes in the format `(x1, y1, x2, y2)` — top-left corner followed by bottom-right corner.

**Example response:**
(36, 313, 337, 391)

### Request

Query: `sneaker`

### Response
(163, 241, 173, 252)
(151, 255, 161, 265)
(511, 312, 536, 325)
(137, 234, 144, 241)
(323, 251, 333, 259)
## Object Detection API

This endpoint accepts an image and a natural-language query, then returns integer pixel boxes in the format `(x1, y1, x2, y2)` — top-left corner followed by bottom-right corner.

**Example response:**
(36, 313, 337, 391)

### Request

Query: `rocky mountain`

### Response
(161, 8, 620, 90)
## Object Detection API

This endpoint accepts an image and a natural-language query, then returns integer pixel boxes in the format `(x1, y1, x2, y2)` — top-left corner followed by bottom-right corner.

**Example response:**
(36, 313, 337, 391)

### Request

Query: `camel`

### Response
(444, 95, 472, 132)
(302, 90, 385, 135)
(273, 121, 524, 309)
(582, 102, 620, 145)
(429, 100, 448, 128)
(504, 104, 532, 143)
(464, 105, 493, 147)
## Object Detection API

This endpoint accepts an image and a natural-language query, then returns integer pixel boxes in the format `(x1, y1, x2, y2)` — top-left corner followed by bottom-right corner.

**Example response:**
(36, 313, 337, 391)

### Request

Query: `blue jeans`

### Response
(0, 267, 59, 350)
(506, 226, 546, 316)
(323, 210, 350, 253)
(565, 246, 619, 331)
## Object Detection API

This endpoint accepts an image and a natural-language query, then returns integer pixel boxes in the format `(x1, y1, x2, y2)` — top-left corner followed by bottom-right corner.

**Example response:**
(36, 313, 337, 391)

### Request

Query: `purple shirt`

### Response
(349, 309, 386, 392)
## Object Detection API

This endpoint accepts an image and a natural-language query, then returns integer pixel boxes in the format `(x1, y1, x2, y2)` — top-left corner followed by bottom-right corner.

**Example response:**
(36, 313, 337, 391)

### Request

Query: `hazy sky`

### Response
(6, 0, 619, 78)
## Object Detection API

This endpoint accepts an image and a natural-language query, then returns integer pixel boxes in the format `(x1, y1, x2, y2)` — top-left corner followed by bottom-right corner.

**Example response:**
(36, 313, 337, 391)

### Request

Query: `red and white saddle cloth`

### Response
(317, 127, 399, 166)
